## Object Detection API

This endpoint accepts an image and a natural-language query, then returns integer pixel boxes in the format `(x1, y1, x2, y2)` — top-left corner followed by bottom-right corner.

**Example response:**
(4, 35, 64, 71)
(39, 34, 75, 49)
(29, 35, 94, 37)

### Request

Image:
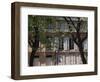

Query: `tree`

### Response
(28, 15, 56, 66)
(63, 17, 87, 64)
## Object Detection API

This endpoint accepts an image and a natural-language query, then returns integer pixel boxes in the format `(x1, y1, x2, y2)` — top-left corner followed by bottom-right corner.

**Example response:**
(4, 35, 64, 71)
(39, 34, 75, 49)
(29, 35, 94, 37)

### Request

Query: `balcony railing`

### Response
(28, 51, 87, 66)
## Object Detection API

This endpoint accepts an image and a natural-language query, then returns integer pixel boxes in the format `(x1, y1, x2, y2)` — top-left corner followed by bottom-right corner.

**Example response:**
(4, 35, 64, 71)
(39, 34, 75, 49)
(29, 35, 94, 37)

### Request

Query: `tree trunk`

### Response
(29, 49, 37, 66)
(29, 42, 39, 66)
(29, 26, 39, 66)
(78, 44, 87, 64)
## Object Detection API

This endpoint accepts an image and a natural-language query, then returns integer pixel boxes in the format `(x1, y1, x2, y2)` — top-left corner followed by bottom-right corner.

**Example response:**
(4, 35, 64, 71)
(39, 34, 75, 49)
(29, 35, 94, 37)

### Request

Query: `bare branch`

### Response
(63, 17, 70, 24)
(68, 17, 77, 30)
(28, 39, 34, 47)
(71, 33, 78, 45)
(64, 17, 79, 45)
(77, 18, 83, 32)
(77, 17, 81, 31)
(28, 40, 32, 47)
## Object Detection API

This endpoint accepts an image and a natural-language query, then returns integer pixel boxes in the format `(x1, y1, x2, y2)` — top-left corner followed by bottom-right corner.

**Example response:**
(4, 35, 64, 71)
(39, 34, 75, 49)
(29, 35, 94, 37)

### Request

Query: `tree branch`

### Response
(64, 17, 79, 45)
(68, 17, 77, 30)
(77, 18, 83, 32)
(28, 39, 34, 47)
(28, 41, 32, 47)
(63, 17, 70, 24)
(71, 33, 78, 45)
(77, 17, 81, 32)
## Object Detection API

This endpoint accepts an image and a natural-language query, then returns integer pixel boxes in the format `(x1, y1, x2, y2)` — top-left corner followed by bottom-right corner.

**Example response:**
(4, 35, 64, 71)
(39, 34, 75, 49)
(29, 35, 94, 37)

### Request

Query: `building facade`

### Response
(28, 17, 88, 66)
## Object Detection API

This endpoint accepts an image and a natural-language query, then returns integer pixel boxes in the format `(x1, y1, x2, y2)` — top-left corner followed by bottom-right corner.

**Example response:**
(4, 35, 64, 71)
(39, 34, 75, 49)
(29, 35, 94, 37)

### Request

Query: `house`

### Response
(28, 17, 88, 66)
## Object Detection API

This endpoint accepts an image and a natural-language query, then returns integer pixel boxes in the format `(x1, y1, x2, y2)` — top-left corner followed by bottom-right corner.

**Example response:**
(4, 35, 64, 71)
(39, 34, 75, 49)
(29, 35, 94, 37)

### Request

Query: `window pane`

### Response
(59, 38, 64, 50)
(69, 38, 74, 50)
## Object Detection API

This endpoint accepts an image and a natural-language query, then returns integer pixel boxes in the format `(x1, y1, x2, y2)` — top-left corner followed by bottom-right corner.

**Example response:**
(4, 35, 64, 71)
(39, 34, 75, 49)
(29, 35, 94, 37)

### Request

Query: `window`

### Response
(60, 22, 66, 31)
(57, 21, 61, 29)
(57, 21, 66, 31)
(48, 24, 53, 29)
(69, 38, 74, 50)
(59, 38, 64, 50)
(47, 24, 54, 32)
(46, 36, 53, 51)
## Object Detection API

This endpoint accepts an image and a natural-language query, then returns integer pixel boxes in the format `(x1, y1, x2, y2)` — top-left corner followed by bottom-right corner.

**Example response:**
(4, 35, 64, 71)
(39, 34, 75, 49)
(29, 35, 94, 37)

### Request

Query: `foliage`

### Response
(28, 15, 57, 50)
